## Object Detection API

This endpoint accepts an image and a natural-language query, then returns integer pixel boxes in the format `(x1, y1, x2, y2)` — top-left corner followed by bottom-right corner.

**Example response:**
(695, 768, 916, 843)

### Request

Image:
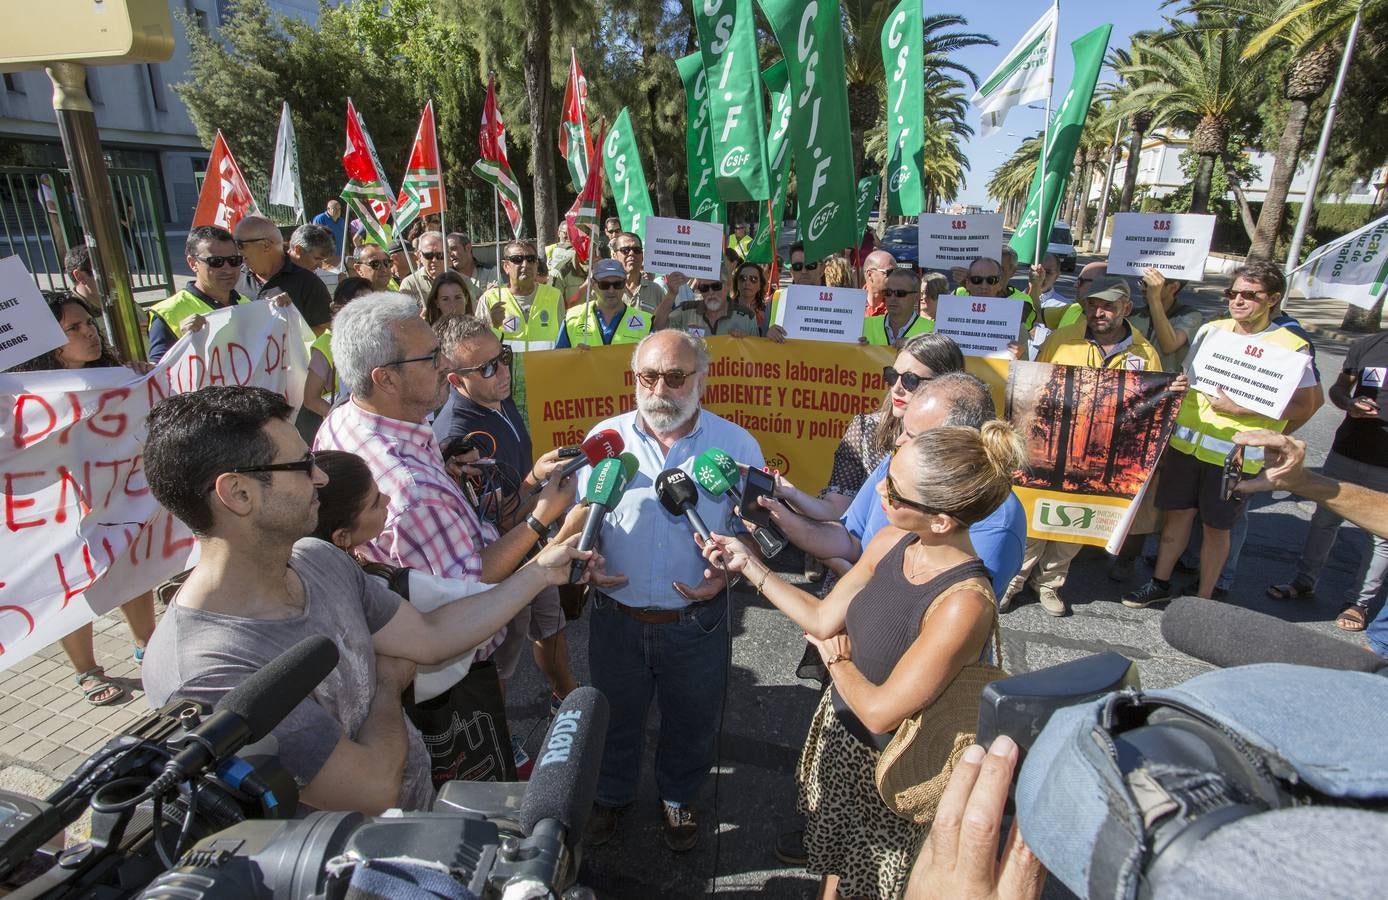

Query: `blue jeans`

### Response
(588, 592, 729, 807)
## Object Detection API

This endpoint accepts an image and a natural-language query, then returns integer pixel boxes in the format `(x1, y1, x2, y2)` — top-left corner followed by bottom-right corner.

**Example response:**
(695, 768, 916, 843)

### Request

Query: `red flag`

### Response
(558, 48, 592, 193)
(473, 75, 523, 236)
(564, 120, 607, 264)
(341, 98, 397, 246)
(394, 101, 445, 235)
(192, 131, 261, 230)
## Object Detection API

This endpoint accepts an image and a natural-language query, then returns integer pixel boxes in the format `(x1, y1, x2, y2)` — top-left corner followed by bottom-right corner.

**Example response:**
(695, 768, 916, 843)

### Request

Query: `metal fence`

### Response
(0, 166, 173, 297)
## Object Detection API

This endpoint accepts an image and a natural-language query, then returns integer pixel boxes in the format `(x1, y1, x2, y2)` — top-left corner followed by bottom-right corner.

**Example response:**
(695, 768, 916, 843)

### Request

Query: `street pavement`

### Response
(0, 257, 1379, 897)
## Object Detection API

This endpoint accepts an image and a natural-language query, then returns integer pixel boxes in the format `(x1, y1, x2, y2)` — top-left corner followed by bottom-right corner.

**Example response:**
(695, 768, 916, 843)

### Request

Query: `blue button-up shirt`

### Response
(581, 409, 764, 610)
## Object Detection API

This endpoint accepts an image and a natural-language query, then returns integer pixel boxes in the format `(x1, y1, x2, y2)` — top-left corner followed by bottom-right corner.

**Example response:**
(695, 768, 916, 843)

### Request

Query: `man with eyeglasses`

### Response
(1123, 261, 1324, 607)
(957, 256, 1038, 358)
(447, 232, 496, 297)
(477, 240, 566, 350)
(602, 217, 623, 258)
(727, 222, 753, 262)
(607, 231, 681, 314)
(557, 258, 653, 348)
(863, 268, 934, 347)
(577, 330, 764, 851)
(146, 224, 251, 363)
(766, 242, 826, 337)
(141, 385, 594, 814)
(353, 243, 395, 293)
(658, 272, 760, 337)
(232, 215, 332, 336)
(399, 231, 449, 304)
(861, 249, 897, 316)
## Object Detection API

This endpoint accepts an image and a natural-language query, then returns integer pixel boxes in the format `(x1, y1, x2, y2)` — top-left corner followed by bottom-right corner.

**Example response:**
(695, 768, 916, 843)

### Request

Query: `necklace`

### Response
(905, 543, 965, 582)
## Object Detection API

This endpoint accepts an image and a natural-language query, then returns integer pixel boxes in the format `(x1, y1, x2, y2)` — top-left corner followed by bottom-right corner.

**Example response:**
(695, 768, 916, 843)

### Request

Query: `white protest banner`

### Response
(1107, 213, 1216, 281)
(0, 301, 310, 672)
(643, 215, 723, 281)
(1187, 328, 1311, 420)
(0, 256, 67, 371)
(933, 295, 1025, 357)
(772, 285, 866, 343)
(917, 214, 1003, 271)
(1288, 213, 1388, 310)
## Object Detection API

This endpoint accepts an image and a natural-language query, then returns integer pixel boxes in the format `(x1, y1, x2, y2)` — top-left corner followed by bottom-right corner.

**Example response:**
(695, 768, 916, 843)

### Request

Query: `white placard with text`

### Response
(1187, 328, 1311, 419)
(1107, 213, 1216, 282)
(917, 214, 1004, 271)
(933, 295, 1025, 358)
(0, 255, 68, 371)
(643, 216, 724, 282)
(771, 285, 866, 344)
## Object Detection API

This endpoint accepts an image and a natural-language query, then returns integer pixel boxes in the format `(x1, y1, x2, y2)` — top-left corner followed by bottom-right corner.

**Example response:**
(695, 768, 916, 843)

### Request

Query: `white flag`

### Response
(268, 101, 305, 221)
(971, 2, 1057, 139)
(1288, 213, 1388, 310)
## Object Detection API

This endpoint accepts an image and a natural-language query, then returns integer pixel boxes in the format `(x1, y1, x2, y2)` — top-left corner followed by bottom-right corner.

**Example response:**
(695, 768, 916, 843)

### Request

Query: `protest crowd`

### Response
(5, 3, 1388, 899)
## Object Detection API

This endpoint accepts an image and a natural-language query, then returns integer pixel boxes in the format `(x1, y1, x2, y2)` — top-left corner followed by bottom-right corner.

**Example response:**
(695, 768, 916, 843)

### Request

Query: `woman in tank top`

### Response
(702, 422, 1025, 899)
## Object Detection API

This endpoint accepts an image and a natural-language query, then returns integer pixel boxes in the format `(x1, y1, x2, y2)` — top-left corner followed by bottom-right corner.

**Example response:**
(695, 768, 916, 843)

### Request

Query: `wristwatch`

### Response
(526, 514, 553, 546)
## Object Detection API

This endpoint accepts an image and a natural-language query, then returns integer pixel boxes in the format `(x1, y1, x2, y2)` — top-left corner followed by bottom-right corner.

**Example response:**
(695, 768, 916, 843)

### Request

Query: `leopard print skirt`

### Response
(797, 690, 928, 898)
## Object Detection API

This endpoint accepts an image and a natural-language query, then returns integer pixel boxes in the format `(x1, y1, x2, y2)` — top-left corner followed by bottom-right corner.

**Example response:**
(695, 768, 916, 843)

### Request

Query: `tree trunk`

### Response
(644, 73, 675, 217)
(1341, 290, 1385, 332)
(1247, 98, 1312, 260)
(1190, 153, 1216, 214)
(1119, 124, 1147, 213)
(1073, 161, 1094, 246)
(523, 0, 557, 246)
(1223, 154, 1258, 243)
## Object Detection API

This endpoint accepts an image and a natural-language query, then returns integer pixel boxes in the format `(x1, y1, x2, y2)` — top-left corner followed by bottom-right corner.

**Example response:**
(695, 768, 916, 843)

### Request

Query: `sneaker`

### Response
(1037, 586, 1069, 617)
(587, 803, 622, 847)
(1107, 556, 1136, 582)
(660, 800, 699, 852)
(511, 735, 533, 780)
(999, 579, 1024, 612)
(1121, 579, 1172, 609)
(774, 827, 808, 866)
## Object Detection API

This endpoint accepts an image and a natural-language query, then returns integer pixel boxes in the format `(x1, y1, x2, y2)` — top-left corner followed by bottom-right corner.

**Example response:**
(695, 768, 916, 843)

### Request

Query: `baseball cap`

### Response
(593, 258, 625, 280)
(1088, 276, 1131, 304)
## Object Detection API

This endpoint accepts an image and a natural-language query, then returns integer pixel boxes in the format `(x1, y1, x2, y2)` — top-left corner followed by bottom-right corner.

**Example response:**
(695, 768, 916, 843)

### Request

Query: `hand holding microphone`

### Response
(530, 429, 624, 496)
(569, 453, 638, 584)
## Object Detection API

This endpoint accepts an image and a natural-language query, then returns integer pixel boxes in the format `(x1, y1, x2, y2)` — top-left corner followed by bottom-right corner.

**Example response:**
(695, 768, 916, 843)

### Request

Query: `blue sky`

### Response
(943, 1, 1172, 208)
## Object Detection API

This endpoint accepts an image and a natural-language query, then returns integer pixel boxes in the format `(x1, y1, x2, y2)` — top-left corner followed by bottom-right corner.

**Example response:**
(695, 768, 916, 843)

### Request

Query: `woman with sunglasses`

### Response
(7, 294, 157, 706)
(421, 271, 475, 327)
(299, 276, 373, 443)
(731, 260, 770, 334)
(702, 423, 1024, 899)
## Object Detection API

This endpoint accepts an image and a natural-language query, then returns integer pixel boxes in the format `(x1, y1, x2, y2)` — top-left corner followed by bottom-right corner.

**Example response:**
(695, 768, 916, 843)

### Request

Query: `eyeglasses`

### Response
(359, 258, 390, 270)
(385, 346, 443, 369)
(883, 366, 930, 393)
(636, 369, 692, 389)
(1076, 276, 1096, 286)
(233, 237, 275, 249)
(505, 254, 539, 265)
(884, 289, 917, 298)
(884, 462, 945, 516)
(614, 245, 643, 256)
(454, 345, 513, 378)
(227, 450, 319, 477)
(195, 254, 244, 268)
(968, 275, 1000, 286)
(1223, 288, 1270, 302)
(790, 261, 819, 272)
(596, 279, 625, 290)
(420, 251, 445, 261)
(694, 282, 722, 293)
(738, 272, 762, 282)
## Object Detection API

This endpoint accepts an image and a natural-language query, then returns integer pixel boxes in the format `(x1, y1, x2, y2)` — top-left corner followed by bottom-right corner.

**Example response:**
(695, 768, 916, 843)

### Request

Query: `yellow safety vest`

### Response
(1168, 319, 1309, 474)
(1036, 318, 1164, 371)
(147, 289, 248, 339)
(563, 302, 651, 346)
(863, 313, 934, 346)
(727, 234, 752, 259)
(482, 284, 564, 346)
(309, 328, 336, 399)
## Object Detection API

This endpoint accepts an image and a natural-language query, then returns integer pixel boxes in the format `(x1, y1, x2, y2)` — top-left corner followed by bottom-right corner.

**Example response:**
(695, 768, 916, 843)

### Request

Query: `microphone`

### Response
(1162, 597, 1388, 674)
(692, 450, 737, 499)
(531, 428, 624, 495)
(518, 686, 610, 850)
(656, 468, 712, 543)
(569, 453, 638, 583)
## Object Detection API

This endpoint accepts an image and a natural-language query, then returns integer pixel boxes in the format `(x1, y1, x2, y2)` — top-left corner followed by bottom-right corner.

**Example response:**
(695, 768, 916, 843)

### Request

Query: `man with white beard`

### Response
(574, 330, 764, 852)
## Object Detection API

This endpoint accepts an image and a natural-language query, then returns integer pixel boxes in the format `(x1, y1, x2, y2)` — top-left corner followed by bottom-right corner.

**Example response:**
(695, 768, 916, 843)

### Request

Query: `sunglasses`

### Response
(738, 272, 762, 282)
(636, 369, 691, 389)
(359, 258, 390, 270)
(596, 279, 625, 290)
(790, 261, 820, 271)
(420, 251, 445, 261)
(968, 275, 1000, 286)
(196, 254, 244, 269)
(385, 346, 443, 369)
(1076, 276, 1095, 286)
(884, 460, 945, 516)
(233, 237, 275, 249)
(884, 288, 917, 298)
(883, 366, 930, 393)
(227, 450, 318, 478)
(455, 345, 513, 378)
(694, 282, 723, 293)
(506, 254, 539, 265)
(1223, 288, 1270, 301)
(614, 245, 643, 256)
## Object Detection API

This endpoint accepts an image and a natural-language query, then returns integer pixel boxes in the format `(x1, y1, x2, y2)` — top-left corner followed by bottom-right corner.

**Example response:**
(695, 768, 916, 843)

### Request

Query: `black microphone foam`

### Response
(656, 468, 711, 542)
(519, 686, 610, 846)
(1162, 597, 1388, 674)
(219, 635, 341, 743)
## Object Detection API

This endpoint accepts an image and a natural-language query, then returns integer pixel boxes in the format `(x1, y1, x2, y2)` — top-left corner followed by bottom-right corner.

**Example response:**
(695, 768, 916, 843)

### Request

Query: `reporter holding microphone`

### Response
(701, 424, 1025, 899)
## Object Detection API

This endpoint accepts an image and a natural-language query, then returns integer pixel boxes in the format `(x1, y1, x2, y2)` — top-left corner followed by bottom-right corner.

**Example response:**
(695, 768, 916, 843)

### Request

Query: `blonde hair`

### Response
(823, 256, 853, 287)
(905, 422, 1024, 524)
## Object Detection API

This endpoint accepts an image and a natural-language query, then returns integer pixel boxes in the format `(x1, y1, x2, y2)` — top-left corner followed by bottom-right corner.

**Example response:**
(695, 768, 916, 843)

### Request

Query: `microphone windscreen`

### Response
(217, 635, 340, 742)
(519, 686, 610, 843)
(584, 457, 629, 508)
(1162, 597, 1388, 674)
(581, 429, 624, 465)
(693, 457, 733, 496)
(656, 468, 699, 516)
(705, 448, 739, 487)
(617, 452, 639, 480)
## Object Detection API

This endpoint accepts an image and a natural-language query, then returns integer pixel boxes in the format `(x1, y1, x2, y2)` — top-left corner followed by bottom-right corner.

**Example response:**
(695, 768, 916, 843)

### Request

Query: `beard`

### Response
(638, 389, 699, 433)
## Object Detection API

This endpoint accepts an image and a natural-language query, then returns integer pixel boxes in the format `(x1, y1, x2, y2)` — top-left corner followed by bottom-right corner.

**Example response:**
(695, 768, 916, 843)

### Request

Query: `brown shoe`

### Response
(660, 801, 698, 852)
(1037, 586, 1069, 617)
(586, 803, 621, 847)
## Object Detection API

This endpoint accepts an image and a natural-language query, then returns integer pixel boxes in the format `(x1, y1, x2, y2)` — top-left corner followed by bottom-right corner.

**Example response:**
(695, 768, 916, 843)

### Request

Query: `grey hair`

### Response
(416, 230, 444, 249)
(331, 292, 423, 397)
(435, 314, 495, 352)
(923, 372, 996, 428)
(289, 223, 336, 256)
(631, 330, 710, 375)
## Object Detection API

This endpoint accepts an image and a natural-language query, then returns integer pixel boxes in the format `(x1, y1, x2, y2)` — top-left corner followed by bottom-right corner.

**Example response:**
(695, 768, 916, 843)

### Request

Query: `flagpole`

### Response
(338, 207, 351, 272)
(1035, 0, 1058, 267)
(493, 189, 503, 289)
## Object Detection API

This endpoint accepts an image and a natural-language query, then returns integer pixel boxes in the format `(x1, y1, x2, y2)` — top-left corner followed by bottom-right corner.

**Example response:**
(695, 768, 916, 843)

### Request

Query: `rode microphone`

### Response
(1162, 597, 1388, 674)
(569, 453, 638, 583)
(518, 686, 610, 850)
(531, 428, 624, 495)
(656, 468, 711, 543)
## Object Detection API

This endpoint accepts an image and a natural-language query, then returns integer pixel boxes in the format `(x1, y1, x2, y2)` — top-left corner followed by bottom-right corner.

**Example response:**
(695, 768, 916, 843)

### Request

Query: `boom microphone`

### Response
(569, 453, 638, 583)
(1162, 597, 1388, 674)
(518, 686, 610, 850)
(656, 468, 711, 543)
(530, 428, 624, 495)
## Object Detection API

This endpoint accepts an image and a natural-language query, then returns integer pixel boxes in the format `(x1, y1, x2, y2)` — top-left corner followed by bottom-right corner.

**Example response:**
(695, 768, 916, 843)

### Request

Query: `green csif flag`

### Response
(693, 0, 772, 202)
(676, 52, 724, 224)
(758, 0, 860, 262)
(1009, 23, 1112, 265)
(881, 0, 924, 215)
(746, 61, 793, 265)
(602, 107, 655, 241)
(856, 175, 881, 236)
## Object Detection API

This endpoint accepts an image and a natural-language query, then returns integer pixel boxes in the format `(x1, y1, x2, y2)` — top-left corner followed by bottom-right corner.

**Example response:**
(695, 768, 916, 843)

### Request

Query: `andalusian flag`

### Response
(473, 74, 523, 237)
(341, 98, 396, 247)
(564, 120, 607, 263)
(559, 48, 593, 194)
(394, 101, 445, 239)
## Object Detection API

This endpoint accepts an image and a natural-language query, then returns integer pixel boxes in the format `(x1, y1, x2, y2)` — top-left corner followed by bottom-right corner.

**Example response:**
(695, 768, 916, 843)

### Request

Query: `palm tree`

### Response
(865, 70, 974, 211)
(988, 134, 1044, 227)
(1104, 33, 1165, 213)
(1184, 0, 1382, 260)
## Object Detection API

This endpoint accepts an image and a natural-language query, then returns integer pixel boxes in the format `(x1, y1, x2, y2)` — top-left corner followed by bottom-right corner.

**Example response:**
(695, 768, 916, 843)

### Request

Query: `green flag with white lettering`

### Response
(747, 61, 793, 265)
(1009, 24, 1112, 265)
(856, 175, 881, 236)
(676, 52, 724, 224)
(881, 0, 924, 215)
(758, 0, 859, 263)
(693, 0, 772, 202)
(603, 108, 655, 242)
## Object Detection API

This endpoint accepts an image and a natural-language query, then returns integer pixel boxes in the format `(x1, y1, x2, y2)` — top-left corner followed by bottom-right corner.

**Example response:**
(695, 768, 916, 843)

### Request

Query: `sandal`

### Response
(1267, 581, 1315, 601)
(76, 668, 125, 706)
(1336, 605, 1368, 632)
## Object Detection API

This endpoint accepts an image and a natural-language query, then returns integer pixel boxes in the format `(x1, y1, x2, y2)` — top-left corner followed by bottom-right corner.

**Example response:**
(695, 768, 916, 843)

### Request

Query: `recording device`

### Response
(1220, 444, 1245, 501)
(656, 469, 712, 542)
(569, 454, 638, 583)
(1162, 596, 1388, 674)
(530, 429, 624, 495)
(137, 689, 611, 899)
(693, 449, 787, 558)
